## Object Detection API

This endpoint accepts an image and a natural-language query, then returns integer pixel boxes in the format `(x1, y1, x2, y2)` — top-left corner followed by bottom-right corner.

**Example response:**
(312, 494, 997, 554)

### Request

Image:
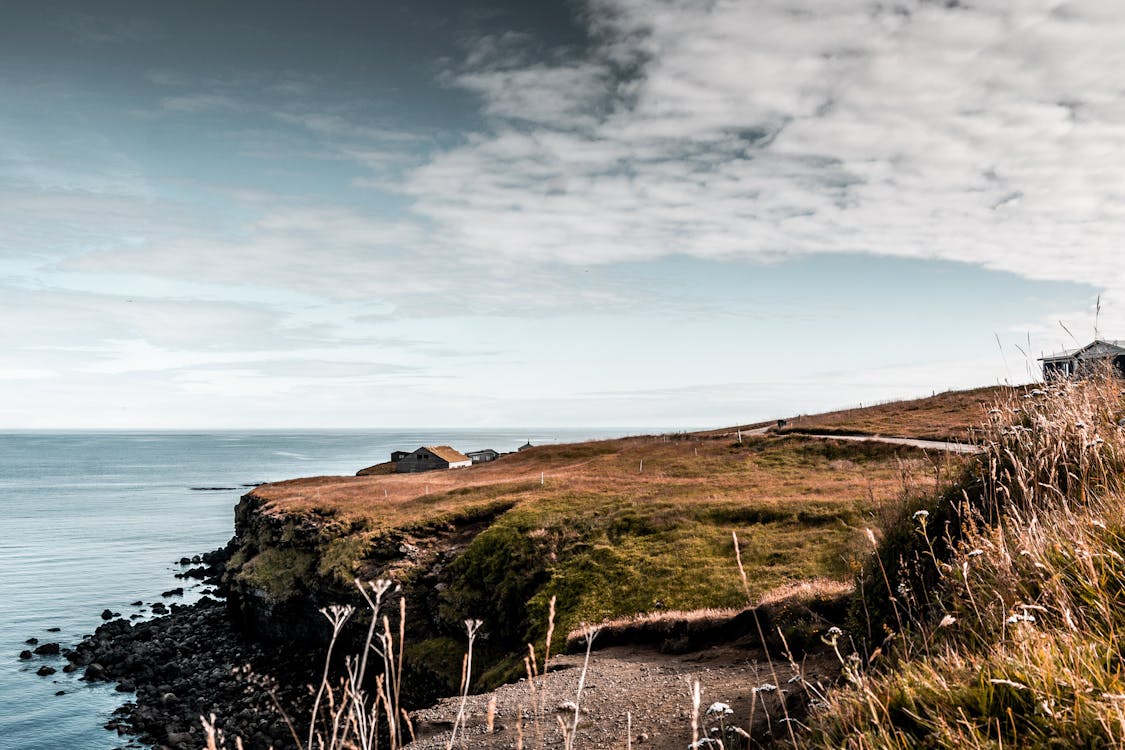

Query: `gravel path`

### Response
(408, 642, 839, 749)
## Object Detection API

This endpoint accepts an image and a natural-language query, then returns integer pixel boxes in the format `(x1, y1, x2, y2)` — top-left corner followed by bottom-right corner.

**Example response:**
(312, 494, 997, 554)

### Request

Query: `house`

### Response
(465, 449, 499, 464)
(1040, 339, 1125, 380)
(394, 446, 472, 473)
(390, 450, 410, 463)
(518, 441, 534, 452)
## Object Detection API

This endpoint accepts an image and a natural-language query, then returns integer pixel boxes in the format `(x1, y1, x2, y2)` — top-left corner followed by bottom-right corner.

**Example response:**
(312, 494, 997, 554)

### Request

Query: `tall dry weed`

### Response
(809, 371, 1125, 748)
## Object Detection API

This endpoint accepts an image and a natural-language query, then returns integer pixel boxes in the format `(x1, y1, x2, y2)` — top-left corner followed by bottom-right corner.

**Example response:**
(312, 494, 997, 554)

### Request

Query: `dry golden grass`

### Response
(778, 384, 1021, 442)
(251, 434, 951, 532)
(808, 373, 1125, 749)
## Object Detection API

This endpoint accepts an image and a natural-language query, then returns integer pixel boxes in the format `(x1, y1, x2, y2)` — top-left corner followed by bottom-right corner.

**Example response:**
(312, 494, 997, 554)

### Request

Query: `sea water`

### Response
(0, 429, 627, 750)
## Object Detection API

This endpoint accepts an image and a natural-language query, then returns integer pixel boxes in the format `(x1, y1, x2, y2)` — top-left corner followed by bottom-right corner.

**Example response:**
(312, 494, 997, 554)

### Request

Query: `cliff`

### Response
(221, 418, 981, 702)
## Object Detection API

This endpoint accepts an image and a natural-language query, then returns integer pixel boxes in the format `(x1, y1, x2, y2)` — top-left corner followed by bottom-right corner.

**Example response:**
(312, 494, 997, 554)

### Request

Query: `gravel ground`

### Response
(408, 641, 839, 749)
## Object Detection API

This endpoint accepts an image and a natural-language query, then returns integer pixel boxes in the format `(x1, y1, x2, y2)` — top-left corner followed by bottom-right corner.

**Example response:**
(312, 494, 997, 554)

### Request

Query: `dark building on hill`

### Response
(394, 446, 472, 473)
(1040, 339, 1125, 380)
(518, 441, 533, 452)
(465, 449, 499, 464)
(390, 450, 410, 463)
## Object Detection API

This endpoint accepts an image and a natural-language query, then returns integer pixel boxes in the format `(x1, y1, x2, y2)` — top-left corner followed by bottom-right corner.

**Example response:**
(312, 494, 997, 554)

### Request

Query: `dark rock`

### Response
(160, 588, 183, 598)
(191, 555, 201, 564)
(37, 666, 57, 677)
(115, 682, 135, 693)
(63, 663, 78, 673)
(55, 690, 66, 696)
(46, 627, 61, 632)
(102, 609, 115, 620)
(151, 603, 168, 615)
(19, 650, 32, 660)
(131, 601, 144, 607)
(33, 642, 60, 656)
(178, 557, 192, 565)
(25, 637, 38, 645)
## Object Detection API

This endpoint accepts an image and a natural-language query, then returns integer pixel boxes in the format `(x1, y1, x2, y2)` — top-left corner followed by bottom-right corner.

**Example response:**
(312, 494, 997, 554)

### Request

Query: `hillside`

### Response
(224, 386, 1002, 717)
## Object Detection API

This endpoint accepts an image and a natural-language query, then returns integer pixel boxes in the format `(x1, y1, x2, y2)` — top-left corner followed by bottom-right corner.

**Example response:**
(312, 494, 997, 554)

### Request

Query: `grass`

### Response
(776, 385, 1019, 442)
(804, 371, 1125, 748)
(214, 379, 1125, 749)
(232, 431, 953, 701)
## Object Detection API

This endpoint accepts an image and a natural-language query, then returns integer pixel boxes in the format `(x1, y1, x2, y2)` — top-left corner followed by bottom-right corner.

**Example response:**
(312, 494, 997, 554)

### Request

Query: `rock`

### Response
(85, 663, 106, 680)
(116, 681, 136, 693)
(25, 637, 39, 645)
(102, 609, 115, 620)
(37, 666, 57, 677)
(19, 650, 32, 660)
(151, 603, 168, 615)
(178, 557, 192, 565)
(46, 627, 61, 632)
(160, 588, 183, 598)
(33, 642, 60, 656)
(63, 663, 78, 673)
(55, 690, 66, 696)
(131, 601, 144, 607)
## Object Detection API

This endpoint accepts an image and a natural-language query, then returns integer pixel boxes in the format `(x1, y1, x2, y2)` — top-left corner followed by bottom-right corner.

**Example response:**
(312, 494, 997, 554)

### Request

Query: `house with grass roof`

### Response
(394, 446, 472, 473)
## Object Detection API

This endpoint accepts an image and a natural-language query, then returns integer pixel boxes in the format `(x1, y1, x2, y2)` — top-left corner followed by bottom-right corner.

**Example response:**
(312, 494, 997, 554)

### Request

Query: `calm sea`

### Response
(0, 429, 630, 750)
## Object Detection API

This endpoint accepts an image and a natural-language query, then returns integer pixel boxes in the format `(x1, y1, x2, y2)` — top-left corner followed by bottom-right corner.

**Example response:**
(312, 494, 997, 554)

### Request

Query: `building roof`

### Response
(424, 445, 471, 463)
(1039, 339, 1125, 361)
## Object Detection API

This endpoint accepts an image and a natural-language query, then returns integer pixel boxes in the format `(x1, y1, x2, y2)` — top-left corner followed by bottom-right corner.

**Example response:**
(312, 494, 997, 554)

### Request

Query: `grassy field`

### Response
(245, 432, 962, 672)
(774, 384, 1018, 442)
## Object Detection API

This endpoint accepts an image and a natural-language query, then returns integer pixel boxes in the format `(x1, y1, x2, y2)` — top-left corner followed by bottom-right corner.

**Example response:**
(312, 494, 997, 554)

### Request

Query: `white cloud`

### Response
(402, 0, 1125, 323)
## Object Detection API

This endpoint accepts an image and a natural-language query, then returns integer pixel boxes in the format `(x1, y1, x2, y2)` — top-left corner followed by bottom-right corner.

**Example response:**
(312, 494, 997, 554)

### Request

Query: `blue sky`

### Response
(1, 0, 1120, 429)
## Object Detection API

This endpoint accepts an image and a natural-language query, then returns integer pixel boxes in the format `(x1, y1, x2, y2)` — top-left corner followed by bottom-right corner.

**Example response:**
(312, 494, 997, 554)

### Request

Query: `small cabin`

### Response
(517, 441, 533, 452)
(1040, 339, 1125, 380)
(390, 450, 410, 463)
(395, 446, 472, 473)
(465, 449, 499, 464)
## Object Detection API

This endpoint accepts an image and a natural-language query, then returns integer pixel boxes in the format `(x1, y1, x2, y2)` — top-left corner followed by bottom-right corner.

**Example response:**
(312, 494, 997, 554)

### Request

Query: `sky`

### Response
(2, 0, 1122, 429)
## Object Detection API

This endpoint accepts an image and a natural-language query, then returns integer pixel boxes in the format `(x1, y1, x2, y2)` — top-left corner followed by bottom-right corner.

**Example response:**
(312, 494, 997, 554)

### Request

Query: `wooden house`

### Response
(465, 449, 499, 464)
(1040, 339, 1125, 380)
(394, 446, 472, 473)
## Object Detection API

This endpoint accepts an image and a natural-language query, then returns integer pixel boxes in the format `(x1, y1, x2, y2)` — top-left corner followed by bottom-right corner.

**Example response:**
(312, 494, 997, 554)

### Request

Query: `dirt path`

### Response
(407, 642, 839, 749)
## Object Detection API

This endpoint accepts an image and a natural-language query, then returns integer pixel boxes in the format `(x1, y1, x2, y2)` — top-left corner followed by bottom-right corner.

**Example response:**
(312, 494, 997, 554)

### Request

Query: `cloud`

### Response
(400, 0, 1125, 317)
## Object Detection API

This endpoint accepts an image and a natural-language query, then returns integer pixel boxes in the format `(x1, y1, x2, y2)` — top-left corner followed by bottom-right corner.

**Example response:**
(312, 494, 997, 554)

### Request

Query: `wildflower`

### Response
(913, 509, 929, 520)
(753, 683, 778, 694)
(826, 626, 843, 637)
(705, 702, 733, 717)
(938, 614, 957, 628)
(1006, 613, 1036, 625)
(967, 549, 984, 558)
(689, 739, 722, 749)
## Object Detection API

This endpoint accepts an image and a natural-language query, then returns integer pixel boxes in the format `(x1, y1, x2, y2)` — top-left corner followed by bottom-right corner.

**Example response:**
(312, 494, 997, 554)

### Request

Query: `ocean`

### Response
(0, 429, 629, 750)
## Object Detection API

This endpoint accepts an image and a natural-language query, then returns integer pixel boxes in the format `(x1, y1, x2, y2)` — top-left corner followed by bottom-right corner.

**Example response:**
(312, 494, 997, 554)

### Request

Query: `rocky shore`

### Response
(36, 547, 315, 750)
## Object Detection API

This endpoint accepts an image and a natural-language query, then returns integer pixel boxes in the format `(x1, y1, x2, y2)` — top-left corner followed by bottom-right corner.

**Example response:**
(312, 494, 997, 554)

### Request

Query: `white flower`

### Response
(913, 510, 929, 520)
(753, 683, 778, 694)
(967, 549, 984, 558)
(938, 614, 957, 628)
(705, 702, 734, 717)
